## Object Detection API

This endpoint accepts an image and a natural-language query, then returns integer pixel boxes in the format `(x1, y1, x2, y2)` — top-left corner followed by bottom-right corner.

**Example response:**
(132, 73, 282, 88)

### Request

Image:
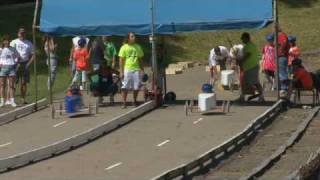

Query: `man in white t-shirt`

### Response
(69, 36, 90, 76)
(208, 46, 230, 83)
(10, 28, 34, 104)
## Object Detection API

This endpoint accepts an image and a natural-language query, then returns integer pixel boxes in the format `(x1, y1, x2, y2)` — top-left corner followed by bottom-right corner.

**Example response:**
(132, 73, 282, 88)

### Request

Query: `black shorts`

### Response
(263, 70, 275, 78)
(16, 62, 30, 84)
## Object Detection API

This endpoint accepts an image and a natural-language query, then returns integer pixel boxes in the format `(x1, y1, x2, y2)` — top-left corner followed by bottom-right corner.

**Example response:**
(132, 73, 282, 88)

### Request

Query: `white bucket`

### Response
(198, 93, 216, 112)
(221, 70, 234, 86)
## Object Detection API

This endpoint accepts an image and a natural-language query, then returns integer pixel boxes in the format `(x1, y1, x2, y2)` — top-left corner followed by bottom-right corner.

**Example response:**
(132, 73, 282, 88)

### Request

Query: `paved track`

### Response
(0, 88, 143, 159)
(0, 66, 272, 180)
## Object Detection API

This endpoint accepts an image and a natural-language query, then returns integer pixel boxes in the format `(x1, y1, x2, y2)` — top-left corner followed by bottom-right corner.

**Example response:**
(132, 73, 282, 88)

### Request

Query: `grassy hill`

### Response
(164, 0, 320, 63)
(0, 1, 319, 102)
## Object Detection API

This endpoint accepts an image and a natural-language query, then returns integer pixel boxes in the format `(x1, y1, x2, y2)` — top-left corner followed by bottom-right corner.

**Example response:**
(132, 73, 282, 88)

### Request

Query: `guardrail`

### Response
(0, 98, 48, 125)
(152, 100, 283, 180)
(0, 100, 156, 172)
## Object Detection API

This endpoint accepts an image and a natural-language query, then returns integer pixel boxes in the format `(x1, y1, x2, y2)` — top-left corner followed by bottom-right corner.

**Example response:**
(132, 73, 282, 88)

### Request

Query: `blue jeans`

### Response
(279, 56, 289, 90)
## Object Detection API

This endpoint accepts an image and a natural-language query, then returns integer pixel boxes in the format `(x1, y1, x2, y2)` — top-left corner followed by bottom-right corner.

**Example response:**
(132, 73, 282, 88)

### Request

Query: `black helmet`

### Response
(142, 74, 149, 83)
(78, 38, 87, 47)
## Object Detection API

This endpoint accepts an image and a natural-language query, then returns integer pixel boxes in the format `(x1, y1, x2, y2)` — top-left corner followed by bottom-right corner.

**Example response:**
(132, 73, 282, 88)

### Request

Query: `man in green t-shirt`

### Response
(118, 32, 144, 108)
(240, 32, 264, 102)
(102, 36, 117, 68)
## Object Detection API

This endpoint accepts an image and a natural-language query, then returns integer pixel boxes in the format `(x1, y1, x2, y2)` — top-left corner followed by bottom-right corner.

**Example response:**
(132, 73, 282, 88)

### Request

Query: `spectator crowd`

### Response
(0, 28, 145, 108)
(208, 29, 319, 103)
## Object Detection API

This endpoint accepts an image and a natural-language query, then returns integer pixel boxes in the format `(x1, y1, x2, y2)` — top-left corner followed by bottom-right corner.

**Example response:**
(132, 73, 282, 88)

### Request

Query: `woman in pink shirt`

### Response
(261, 34, 276, 91)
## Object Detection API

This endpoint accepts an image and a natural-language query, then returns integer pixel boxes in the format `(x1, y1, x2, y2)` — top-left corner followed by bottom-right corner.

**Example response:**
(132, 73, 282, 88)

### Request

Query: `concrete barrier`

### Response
(0, 98, 48, 126)
(0, 100, 156, 172)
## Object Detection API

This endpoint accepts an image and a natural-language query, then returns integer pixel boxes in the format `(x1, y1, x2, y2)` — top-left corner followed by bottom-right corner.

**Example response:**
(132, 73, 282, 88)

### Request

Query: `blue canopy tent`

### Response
(39, 0, 273, 36)
(33, 0, 275, 106)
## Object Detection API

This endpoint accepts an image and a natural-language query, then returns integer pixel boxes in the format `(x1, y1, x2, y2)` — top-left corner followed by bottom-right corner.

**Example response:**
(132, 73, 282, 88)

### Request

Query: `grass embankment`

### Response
(0, 0, 319, 103)
(164, 0, 320, 66)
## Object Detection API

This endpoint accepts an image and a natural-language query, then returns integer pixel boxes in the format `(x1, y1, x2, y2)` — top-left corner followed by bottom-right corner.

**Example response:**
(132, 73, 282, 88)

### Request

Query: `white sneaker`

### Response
(10, 99, 17, 107)
(5, 100, 11, 105)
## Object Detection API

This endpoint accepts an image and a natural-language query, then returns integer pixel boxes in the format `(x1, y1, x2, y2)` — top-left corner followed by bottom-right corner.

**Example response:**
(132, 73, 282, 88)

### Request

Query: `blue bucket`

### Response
(65, 95, 82, 113)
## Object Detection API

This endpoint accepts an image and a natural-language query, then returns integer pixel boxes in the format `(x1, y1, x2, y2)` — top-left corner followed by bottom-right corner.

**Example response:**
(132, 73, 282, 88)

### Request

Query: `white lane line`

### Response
(105, 162, 122, 171)
(193, 118, 203, 124)
(0, 142, 12, 148)
(157, 139, 170, 147)
(53, 121, 67, 128)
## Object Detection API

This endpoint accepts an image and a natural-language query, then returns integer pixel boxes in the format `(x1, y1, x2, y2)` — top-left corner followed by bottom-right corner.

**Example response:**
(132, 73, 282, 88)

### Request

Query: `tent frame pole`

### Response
(46, 36, 53, 105)
(150, 0, 160, 105)
(32, 0, 40, 110)
(274, 0, 280, 100)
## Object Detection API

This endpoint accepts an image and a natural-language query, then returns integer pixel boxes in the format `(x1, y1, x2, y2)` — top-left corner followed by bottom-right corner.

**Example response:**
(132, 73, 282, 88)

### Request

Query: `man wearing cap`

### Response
(276, 28, 290, 91)
(10, 28, 34, 104)
(208, 46, 230, 84)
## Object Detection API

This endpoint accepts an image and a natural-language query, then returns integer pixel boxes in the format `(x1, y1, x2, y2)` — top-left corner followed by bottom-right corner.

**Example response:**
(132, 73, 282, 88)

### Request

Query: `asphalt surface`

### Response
(0, 91, 142, 158)
(0, 66, 273, 180)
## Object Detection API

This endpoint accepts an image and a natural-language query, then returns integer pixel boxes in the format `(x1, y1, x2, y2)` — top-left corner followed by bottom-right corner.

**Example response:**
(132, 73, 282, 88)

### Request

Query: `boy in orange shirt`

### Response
(72, 38, 90, 90)
(288, 36, 301, 78)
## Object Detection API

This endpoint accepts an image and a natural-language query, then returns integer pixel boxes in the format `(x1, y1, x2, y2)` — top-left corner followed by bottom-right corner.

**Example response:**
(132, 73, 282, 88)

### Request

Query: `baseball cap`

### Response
(288, 35, 296, 42)
(266, 33, 274, 42)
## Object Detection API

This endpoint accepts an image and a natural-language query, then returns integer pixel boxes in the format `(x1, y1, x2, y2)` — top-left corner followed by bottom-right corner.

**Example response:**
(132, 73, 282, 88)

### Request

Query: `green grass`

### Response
(1, 1, 320, 103)
(164, 0, 320, 63)
(0, 3, 72, 103)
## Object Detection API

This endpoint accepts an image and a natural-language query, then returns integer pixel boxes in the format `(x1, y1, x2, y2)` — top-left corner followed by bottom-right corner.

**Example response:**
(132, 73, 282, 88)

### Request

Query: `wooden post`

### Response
(32, 0, 40, 110)
(274, 0, 280, 99)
